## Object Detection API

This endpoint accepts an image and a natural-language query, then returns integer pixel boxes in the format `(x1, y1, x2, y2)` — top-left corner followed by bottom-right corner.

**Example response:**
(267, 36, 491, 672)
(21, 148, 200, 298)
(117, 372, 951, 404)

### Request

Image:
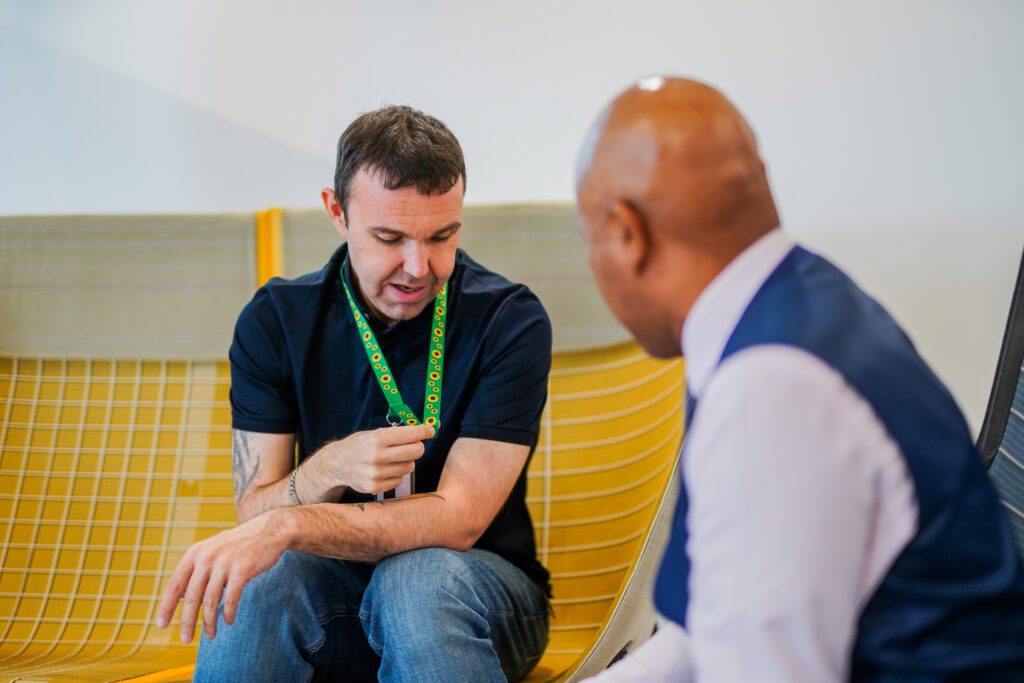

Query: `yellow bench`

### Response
(0, 207, 684, 682)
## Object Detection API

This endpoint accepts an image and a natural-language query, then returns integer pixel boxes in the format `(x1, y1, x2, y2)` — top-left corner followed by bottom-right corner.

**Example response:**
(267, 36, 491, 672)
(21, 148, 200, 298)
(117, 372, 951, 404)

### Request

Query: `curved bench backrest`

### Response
(0, 208, 682, 682)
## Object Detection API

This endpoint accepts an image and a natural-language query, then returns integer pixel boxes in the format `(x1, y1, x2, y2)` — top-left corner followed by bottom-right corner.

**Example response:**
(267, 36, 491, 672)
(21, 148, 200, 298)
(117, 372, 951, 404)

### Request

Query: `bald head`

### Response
(578, 77, 778, 250)
(576, 77, 780, 357)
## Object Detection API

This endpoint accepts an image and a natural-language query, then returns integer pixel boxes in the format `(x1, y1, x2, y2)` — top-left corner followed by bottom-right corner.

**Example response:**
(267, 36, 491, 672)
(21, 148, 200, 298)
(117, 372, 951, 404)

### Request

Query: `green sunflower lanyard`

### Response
(340, 262, 447, 495)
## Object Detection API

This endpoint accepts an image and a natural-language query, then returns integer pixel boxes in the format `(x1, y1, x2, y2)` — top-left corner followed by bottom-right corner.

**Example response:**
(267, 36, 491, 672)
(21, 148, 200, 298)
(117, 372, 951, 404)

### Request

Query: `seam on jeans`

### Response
(358, 610, 383, 656)
(299, 631, 327, 660)
(433, 586, 548, 683)
(467, 549, 552, 621)
(430, 588, 551, 625)
(438, 586, 515, 617)
(435, 576, 551, 621)
(318, 606, 361, 626)
(517, 613, 547, 621)
(297, 606, 362, 657)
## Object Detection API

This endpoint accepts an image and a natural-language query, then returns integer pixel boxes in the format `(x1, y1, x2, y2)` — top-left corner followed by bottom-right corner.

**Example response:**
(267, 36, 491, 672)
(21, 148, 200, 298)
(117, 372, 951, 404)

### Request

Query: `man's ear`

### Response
(609, 199, 651, 275)
(322, 188, 348, 239)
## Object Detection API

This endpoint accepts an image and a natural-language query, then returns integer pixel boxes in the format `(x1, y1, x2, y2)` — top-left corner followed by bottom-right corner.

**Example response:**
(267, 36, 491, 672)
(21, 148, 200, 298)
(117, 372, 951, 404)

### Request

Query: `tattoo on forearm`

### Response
(346, 493, 446, 511)
(232, 430, 261, 504)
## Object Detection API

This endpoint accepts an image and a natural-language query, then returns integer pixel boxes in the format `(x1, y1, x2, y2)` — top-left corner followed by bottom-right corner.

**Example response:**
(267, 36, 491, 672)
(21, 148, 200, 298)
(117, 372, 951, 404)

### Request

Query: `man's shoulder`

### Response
(260, 246, 342, 299)
(454, 249, 549, 320)
(238, 246, 343, 326)
(728, 246, 913, 365)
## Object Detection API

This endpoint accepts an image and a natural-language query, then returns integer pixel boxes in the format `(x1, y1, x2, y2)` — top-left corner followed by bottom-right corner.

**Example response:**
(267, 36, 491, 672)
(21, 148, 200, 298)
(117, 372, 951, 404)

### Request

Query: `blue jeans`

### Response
(194, 547, 549, 682)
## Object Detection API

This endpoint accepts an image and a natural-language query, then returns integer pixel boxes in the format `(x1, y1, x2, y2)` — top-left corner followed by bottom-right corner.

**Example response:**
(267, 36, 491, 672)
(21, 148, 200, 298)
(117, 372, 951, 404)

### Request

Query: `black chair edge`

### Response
(977, 245, 1024, 468)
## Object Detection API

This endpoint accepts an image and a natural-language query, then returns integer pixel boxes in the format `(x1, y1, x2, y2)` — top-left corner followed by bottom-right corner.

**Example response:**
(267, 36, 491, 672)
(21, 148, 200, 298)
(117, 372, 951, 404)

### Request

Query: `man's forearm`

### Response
(238, 467, 353, 523)
(234, 436, 348, 523)
(242, 435, 520, 559)
(232, 429, 302, 522)
(236, 474, 296, 522)
(278, 493, 468, 563)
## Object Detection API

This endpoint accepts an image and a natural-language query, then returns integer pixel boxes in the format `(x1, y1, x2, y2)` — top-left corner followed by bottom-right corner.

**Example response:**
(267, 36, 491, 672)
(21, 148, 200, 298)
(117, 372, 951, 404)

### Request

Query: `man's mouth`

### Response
(388, 283, 429, 303)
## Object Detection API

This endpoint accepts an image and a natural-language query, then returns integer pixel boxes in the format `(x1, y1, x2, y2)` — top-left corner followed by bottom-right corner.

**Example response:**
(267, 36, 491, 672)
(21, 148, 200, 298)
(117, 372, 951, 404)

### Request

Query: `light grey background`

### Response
(1, 0, 1022, 432)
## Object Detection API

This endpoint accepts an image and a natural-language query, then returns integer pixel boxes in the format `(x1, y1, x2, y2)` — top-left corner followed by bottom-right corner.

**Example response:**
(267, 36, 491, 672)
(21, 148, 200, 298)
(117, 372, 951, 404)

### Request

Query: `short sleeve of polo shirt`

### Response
(229, 286, 299, 434)
(457, 291, 552, 446)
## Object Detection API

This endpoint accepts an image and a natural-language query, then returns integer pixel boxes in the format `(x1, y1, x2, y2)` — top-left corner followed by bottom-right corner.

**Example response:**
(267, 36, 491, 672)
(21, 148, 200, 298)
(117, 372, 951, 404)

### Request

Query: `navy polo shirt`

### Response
(228, 243, 552, 594)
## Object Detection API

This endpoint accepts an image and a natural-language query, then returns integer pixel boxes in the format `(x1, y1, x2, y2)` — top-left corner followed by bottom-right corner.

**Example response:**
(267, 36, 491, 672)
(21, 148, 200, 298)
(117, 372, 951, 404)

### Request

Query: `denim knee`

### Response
(238, 551, 323, 619)
(359, 548, 546, 682)
(372, 548, 481, 601)
(195, 552, 374, 681)
(198, 551, 343, 658)
(361, 548, 488, 635)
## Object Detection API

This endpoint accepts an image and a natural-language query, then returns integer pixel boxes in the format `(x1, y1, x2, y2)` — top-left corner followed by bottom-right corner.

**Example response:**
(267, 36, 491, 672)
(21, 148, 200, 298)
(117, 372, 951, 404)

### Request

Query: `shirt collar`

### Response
(682, 228, 795, 399)
(338, 247, 371, 317)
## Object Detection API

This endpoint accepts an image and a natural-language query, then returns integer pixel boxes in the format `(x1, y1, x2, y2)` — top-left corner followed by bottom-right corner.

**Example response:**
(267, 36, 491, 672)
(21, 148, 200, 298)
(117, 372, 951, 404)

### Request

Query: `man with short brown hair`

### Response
(157, 106, 551, 682)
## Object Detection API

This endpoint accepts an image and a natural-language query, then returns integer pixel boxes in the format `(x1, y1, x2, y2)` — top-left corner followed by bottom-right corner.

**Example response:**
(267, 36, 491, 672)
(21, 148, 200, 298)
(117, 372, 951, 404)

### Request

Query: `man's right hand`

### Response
(299, 424, 435, 500)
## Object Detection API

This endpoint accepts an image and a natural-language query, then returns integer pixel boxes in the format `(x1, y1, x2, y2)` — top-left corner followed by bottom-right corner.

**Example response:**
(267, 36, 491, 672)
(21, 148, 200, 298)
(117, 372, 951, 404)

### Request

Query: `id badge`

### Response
(376, 415, 415, 500)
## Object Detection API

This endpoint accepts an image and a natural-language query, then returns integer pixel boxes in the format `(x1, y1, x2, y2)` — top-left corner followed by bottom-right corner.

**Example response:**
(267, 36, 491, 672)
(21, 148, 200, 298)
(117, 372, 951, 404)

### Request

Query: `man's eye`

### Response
(377, 235, 401, 244)
(431, 232, 454, 242)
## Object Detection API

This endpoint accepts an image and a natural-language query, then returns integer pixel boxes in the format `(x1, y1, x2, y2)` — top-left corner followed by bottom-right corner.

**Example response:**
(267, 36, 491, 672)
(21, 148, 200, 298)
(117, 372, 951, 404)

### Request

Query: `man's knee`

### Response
(361, 548, 489, 633)
(206, 550, 347, 644)
(371, 548, 482, 603)
(360, 549, 545, 680)
(236, 551, 321, 614)
(200, 552, 356, 648)
(196, 552, 371, 679)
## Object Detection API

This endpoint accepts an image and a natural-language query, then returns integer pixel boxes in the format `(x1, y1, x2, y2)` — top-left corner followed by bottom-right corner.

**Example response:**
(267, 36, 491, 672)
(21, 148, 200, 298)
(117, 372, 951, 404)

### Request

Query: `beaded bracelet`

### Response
(288, 468, 303, 506)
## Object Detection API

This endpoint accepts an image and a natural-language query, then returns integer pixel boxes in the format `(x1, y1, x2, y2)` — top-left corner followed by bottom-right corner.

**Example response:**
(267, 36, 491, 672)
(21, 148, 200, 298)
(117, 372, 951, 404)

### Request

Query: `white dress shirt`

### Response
(587, 229, 918, 683)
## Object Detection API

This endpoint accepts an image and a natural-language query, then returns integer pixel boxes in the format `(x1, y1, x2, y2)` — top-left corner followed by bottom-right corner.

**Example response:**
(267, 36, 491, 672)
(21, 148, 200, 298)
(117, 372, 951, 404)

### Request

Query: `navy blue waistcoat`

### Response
(654, 246, 1024, 681)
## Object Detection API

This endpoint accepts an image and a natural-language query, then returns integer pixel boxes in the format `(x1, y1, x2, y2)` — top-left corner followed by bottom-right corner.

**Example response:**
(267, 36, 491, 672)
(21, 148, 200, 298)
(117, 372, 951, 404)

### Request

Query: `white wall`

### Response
(1, 0, 1022, 432)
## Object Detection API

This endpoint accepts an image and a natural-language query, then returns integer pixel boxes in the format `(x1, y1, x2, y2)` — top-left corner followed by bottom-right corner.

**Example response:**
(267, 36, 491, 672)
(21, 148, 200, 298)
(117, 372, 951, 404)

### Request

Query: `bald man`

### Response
(576, 77, 1024, 682)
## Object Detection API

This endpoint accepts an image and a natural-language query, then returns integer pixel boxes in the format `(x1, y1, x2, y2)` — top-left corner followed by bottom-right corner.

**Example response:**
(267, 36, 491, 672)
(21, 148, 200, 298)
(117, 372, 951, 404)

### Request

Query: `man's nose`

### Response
(402, 242, 429, 280)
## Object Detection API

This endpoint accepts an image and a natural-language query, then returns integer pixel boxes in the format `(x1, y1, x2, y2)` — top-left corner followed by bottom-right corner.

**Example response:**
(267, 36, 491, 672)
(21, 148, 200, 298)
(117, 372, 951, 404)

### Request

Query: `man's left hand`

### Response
(155, 509, 295, 643)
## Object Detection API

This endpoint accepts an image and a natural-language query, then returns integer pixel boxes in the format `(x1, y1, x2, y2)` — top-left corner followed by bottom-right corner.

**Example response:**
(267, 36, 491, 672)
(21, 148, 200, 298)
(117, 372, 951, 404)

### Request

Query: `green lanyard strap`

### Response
(341, 264, 447, 430)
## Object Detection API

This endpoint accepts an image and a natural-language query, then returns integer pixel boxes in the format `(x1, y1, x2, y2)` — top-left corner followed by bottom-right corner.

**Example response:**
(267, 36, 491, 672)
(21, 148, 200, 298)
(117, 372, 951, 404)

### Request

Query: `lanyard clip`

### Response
(386, 405, 418, 427)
